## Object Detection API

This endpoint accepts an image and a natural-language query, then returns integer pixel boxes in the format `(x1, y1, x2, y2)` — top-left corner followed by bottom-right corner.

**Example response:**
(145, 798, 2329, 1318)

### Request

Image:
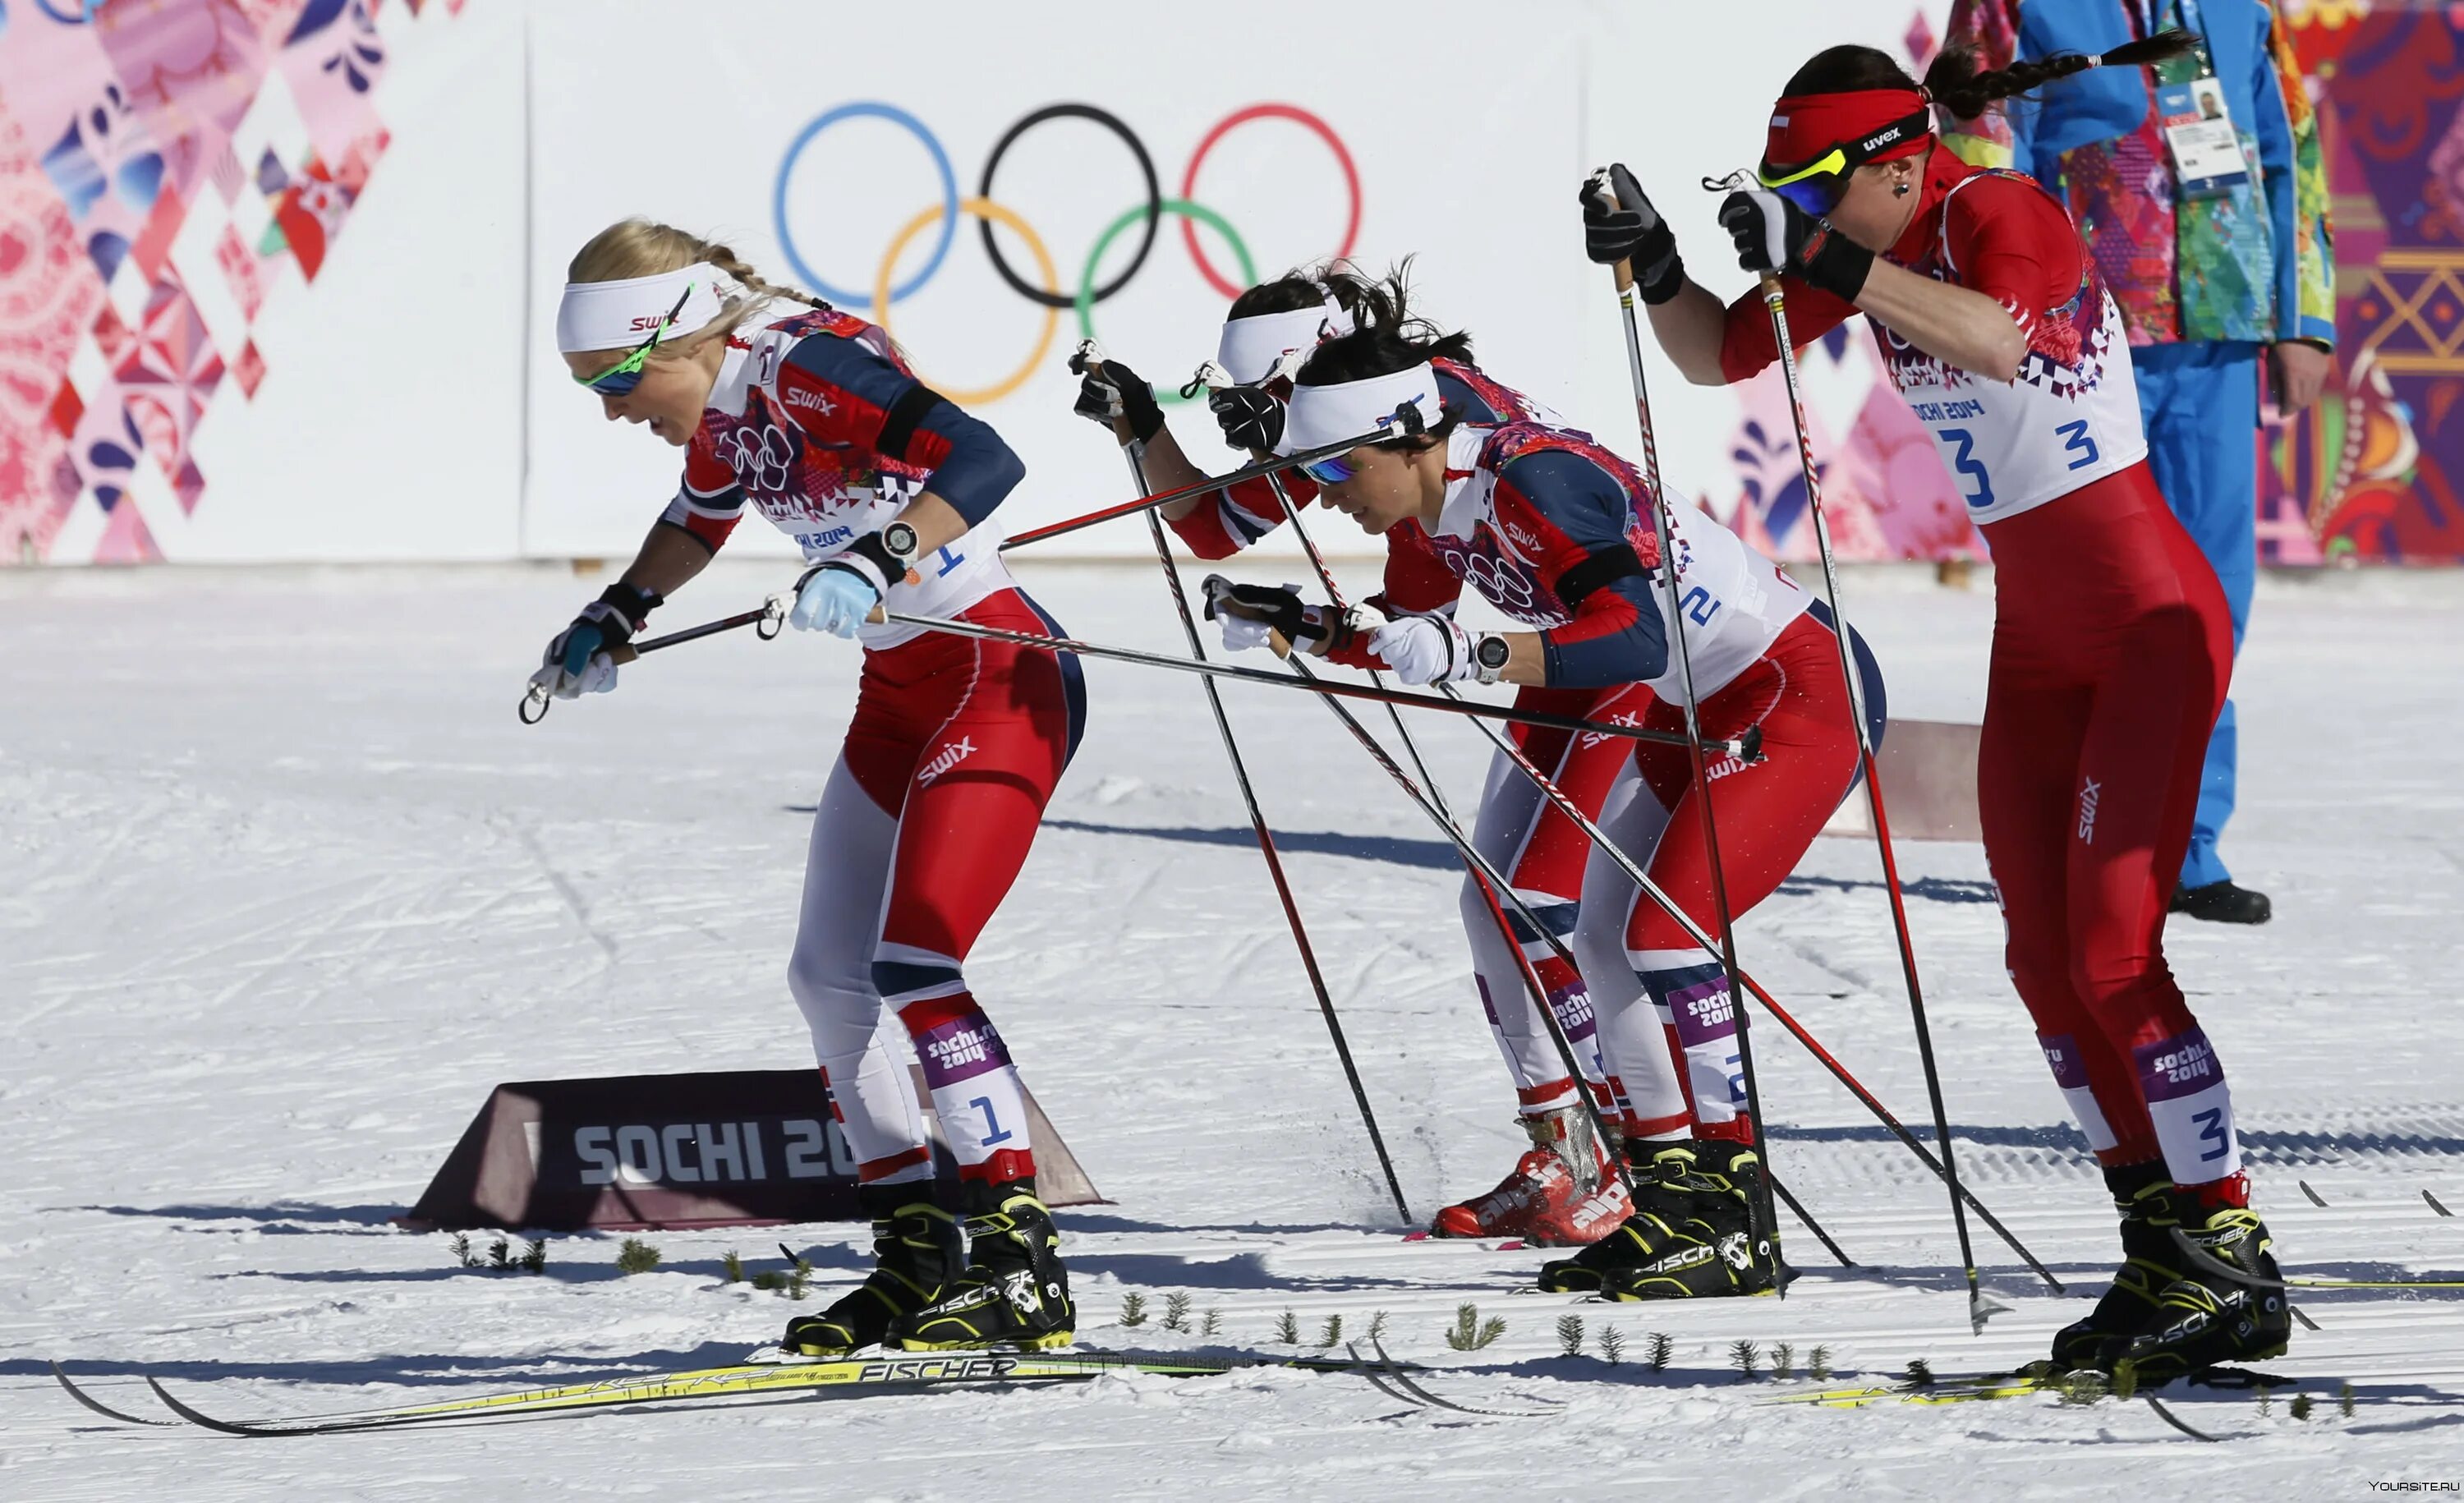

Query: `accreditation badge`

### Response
(2157, 76, 2251, 200)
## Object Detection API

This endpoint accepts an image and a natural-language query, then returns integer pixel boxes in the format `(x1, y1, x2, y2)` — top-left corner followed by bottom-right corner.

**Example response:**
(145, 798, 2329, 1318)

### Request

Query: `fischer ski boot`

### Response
(897, 1183, 1074, 1352)
(2050, 1163, 2186, 1368)
(1432, 1106, 1602, 1241)
(783, 1185, 963, 1357)
(1534, 1138, 1778, 1298)
(2099, 1190, 2289, 1381)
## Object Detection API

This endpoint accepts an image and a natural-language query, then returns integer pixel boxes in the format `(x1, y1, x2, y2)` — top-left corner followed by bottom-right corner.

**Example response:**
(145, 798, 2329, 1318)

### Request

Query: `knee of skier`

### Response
(788, 944, 869, 1024)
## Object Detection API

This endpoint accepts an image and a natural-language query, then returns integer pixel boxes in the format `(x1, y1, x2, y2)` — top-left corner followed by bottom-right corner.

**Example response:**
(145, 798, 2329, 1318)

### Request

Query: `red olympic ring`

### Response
(1178, 103, 1363, 301)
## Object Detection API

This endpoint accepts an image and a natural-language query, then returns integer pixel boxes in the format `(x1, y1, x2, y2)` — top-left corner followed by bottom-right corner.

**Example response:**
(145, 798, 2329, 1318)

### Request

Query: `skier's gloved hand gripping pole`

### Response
(1071, 340, 1414, 1226)
(519, 596, 785, 724)
(1584, 164, 1779, 1272)
(1705, 165, 1997, 1331)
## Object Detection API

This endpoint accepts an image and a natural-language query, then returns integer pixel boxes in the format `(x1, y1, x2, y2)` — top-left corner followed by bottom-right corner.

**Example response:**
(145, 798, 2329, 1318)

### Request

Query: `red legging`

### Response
(1979, 462, 2240, 1187)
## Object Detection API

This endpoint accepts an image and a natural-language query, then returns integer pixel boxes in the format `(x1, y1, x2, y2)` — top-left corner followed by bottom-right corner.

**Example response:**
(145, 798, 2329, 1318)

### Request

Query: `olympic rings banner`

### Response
(520, 0, 1603, 560)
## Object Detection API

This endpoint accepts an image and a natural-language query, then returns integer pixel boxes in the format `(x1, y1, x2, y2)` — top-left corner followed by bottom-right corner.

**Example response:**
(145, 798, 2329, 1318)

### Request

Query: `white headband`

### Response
(1216, 298, 1354, 385)
(1280, 363, 1444, 456)
(555, 263, 728, 354)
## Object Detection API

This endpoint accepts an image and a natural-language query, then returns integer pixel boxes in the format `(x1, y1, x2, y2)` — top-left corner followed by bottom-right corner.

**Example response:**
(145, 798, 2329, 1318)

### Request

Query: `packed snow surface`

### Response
(4, 561, 2461, 1500)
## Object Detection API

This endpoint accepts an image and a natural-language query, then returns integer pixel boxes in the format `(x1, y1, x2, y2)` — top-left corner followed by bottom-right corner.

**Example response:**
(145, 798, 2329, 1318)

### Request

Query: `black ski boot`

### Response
(2101, 1193, 2290, 1381)
(2170, 880, 2271, 925)
(782, 1184, 963, 1357)
(897, 1181, 1074, 1351)
(2050, 1162, 2185, 1368)
(1533, 1139, 1778, 1299)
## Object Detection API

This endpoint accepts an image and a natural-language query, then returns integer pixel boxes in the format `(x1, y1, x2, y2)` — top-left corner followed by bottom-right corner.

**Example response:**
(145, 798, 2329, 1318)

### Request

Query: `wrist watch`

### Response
(881, 520, 922, 569)
(1472, 632, 1511, 685)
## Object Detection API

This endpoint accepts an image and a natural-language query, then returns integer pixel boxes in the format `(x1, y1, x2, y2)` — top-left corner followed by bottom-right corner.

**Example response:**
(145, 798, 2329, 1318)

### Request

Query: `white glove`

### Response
(789, 560, 883, 637)
(1368, 614, 1481, 686)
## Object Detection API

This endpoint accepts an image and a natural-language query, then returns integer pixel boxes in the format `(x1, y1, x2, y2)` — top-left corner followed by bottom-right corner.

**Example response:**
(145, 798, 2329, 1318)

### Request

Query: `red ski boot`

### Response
(1431, 1108, 1604, 1241)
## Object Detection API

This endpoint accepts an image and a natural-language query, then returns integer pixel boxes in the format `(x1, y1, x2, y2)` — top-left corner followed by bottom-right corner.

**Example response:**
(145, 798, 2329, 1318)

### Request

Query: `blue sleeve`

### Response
(2244, 3, 2305, 343)
(1495, 450, 1670, 689)
(778, 334, 1026, 526)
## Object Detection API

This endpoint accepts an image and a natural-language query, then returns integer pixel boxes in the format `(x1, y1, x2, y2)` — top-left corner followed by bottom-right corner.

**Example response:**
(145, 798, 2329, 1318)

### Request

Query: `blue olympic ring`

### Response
(773, 102, 958, 307)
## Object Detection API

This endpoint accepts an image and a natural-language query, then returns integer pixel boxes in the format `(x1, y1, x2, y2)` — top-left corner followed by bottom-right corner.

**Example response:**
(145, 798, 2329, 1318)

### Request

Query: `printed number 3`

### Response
(2056, 419, 2100, 472)
(1941, 427, 1996, 511)
(2191, 1105, 2229, 1163)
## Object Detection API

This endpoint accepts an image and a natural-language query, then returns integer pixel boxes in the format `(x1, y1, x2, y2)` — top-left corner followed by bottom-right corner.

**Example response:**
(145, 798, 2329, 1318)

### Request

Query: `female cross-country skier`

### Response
(1202, 306, 1887, 1299)
(1071, 269, 1653, 1248)
(1581, 31, 2284, 1368)
(530, 218, 1082, 1355)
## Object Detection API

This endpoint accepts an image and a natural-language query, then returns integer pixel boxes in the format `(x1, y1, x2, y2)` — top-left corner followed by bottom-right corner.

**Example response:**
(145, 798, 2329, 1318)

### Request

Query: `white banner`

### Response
(10, 0, 1953, 565)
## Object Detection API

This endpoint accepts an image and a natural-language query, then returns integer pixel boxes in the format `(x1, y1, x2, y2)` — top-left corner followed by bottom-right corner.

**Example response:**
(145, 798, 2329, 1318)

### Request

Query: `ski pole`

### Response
(999, 417, 1418, 552)
(1755, 264, 1994, 1330)
(1088, 368, 1414, 1225)
(1590, 166, 1778, 1265)
(869, 607, 1745, 752)
(1258, 467, 1637, 1211)
(1283, 650, 1846, 1271)
(517, 595, 787, 723)
(521, 594, 1744, 752)
(1428, 671, 2055, 1288)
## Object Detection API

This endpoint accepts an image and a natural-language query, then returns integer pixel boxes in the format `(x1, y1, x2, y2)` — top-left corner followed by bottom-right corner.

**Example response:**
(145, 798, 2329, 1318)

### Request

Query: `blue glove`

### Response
(560, 621, 606, 676)
(789, 561, 882, 637)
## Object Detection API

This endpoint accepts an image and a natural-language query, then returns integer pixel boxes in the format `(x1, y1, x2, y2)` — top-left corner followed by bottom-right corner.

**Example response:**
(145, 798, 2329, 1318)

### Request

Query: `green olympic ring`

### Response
(1075, 198, 1255, 407)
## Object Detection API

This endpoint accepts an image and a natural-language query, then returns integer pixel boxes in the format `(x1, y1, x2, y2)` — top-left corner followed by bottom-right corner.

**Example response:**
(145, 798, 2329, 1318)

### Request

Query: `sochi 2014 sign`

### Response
(400, 1067, 1102, 1233)
(769, 100, 1362, 407)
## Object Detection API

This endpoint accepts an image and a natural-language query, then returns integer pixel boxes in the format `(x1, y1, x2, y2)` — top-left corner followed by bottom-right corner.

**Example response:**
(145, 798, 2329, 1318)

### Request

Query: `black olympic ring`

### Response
(975, 103, 1161, 311)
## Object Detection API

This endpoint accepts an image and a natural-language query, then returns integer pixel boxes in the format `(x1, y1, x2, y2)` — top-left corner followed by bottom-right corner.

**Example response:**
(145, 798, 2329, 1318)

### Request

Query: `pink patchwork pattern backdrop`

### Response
(0, 0, 461, 563)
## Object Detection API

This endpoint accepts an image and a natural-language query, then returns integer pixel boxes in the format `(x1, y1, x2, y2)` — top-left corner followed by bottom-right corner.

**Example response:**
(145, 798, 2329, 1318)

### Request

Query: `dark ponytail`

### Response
(1925, 29, 2196, 118)
(1781, 30, 2198, 122)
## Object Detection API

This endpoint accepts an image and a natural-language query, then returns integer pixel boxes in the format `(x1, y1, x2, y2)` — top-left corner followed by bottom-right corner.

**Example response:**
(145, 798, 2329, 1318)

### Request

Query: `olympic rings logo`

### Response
(771, 101, 1362, 407)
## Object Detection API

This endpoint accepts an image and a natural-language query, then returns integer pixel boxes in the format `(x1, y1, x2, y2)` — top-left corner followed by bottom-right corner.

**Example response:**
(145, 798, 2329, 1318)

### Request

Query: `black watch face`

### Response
(1477, 635, 1510, 670)
(884, 522, 919, 559)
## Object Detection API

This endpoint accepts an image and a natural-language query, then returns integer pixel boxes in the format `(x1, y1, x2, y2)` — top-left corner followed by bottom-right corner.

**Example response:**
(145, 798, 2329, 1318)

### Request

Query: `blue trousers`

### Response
(2131, 340, 2258, 890)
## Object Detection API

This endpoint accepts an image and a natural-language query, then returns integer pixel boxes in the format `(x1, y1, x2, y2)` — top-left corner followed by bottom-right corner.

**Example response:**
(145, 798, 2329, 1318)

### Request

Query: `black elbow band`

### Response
(1556, 545, 1647, 609)
(876, 384, 947, 462)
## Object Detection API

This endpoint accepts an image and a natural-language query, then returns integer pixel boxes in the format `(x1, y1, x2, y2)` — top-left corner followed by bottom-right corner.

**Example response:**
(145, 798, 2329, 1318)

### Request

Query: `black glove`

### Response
(1718, 188, 1873, 302)
(1199, 574, 1361, 655)
(1207, 384, 1285, 453)
(1579, 163, 1684, 304)
(1069, 351, 1165, 445)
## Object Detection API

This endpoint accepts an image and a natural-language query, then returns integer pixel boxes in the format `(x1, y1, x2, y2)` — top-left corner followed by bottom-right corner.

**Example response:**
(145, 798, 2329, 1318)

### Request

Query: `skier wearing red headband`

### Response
(1583, 34, 2287, 1377)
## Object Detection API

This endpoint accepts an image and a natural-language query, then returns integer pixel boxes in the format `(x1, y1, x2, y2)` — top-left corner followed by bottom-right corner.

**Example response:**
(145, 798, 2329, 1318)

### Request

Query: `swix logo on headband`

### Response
(629, 313, 671, 332)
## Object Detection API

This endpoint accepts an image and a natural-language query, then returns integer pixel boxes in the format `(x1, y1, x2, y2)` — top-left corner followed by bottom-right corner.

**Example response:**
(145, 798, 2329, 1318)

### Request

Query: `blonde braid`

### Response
(696, 238, 830, 342)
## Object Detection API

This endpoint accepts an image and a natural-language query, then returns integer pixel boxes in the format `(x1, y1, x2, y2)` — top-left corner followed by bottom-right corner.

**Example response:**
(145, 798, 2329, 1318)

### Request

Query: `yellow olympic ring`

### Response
(872, 196, 1057, 407)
